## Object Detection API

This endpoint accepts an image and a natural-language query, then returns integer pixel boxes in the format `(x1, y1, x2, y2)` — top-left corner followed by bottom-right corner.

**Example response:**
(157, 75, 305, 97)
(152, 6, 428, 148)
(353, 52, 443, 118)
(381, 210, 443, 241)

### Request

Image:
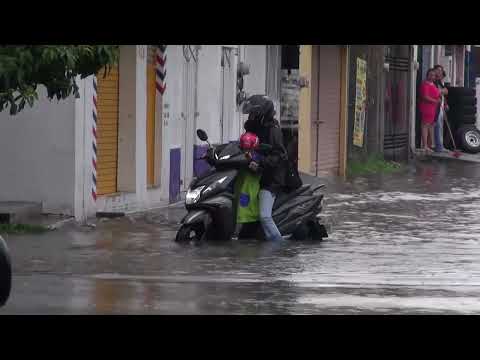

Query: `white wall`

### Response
(237, 45, 269, 135)
(0, 86, 76, 214)
(163, 45, 185, 152)
(202, 46, 223, 143)
(196, 45, 222, 144)
(194, 45, 268, 144)
(244, 45, 267, 96)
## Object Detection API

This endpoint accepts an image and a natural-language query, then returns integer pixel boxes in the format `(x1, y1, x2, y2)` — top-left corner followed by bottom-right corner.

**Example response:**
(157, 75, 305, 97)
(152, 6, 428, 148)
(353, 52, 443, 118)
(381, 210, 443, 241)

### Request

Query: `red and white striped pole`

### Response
(92, 75, 98, 202)
(156, 45, 167, 95)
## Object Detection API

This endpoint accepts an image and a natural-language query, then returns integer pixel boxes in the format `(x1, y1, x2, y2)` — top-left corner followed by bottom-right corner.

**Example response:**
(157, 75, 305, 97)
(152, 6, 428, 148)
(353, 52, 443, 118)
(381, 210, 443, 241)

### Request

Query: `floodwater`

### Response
(3, 158, 480, 314)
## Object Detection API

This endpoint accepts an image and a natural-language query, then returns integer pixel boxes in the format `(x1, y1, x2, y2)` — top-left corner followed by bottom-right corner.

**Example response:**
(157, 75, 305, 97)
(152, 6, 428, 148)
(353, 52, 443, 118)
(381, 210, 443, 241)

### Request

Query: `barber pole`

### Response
(92, 76, 98, 202)
(156, 45, 167, 95)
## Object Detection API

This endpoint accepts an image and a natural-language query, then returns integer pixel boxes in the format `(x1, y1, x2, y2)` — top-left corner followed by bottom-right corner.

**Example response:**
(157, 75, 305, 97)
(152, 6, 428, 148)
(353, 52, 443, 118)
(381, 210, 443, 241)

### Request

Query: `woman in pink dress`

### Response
(419, 68, 441, 152)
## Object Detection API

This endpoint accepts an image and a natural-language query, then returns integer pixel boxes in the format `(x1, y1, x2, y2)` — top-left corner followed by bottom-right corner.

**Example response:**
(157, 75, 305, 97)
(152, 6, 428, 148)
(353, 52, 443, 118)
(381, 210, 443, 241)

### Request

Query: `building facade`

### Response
(0, 45, 281, 221)
(0, 44, 473, 222)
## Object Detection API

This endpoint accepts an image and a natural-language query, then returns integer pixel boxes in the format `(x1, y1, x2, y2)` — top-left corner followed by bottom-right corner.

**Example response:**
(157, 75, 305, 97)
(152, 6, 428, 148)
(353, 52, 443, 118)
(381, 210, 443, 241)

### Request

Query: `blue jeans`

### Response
(434, 109, 444, 151)
(259, 189, 283, 242)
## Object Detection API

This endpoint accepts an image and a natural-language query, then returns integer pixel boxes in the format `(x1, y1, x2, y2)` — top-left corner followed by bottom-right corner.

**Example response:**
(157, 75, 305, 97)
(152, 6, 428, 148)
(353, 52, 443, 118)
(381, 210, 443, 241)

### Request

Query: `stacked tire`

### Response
(447, 87, 480, 154)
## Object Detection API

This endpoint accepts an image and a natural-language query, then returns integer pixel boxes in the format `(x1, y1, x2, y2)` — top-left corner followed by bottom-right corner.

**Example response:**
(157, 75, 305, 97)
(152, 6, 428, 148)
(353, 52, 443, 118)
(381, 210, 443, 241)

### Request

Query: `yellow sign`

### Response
(353, 58, 367, 147)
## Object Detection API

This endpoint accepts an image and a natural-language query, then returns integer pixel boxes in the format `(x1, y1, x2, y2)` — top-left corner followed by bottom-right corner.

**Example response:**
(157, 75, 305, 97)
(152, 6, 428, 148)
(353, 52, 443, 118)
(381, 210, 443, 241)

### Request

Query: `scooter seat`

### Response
(273, 184, 311, 211)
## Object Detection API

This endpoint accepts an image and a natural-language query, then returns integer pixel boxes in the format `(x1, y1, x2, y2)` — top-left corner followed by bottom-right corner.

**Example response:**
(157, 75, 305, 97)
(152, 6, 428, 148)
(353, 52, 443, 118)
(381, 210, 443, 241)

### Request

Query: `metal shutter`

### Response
(96, 66, 119, 195)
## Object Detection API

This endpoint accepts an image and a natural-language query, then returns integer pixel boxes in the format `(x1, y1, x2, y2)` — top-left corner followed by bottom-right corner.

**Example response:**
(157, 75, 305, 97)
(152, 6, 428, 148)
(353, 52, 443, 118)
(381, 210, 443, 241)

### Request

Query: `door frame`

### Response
(181, 45, 198, 192)
(220, 46, 235, 143)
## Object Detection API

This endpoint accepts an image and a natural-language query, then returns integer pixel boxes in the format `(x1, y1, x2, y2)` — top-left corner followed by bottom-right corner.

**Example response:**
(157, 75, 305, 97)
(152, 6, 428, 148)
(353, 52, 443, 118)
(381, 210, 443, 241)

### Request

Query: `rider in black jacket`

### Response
(242, 95, 288, 242)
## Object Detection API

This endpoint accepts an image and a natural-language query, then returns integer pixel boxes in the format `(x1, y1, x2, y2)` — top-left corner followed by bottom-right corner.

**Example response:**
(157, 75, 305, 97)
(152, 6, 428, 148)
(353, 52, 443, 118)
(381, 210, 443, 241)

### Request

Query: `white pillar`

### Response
(74, 76, 87, 222)
(118, 46, 138, 193)
(82, 75, 97, 219)
(135, 45, 148, 208)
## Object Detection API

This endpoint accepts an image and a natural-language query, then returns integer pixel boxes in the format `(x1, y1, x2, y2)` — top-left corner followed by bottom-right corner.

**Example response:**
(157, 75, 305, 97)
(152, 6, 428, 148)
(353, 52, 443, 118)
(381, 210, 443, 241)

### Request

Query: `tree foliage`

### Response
(0, 45, 119, 115)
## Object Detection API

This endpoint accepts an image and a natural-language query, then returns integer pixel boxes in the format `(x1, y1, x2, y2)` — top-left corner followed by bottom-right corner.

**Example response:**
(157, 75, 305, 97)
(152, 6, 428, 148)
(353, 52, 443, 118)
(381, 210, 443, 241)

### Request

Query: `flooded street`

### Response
(3, 158, 480, 314)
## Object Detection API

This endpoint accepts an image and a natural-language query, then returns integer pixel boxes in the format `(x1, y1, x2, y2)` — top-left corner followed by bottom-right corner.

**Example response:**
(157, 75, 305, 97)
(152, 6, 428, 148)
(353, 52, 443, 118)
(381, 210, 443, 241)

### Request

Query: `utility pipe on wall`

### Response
(410, 45, 418, 156)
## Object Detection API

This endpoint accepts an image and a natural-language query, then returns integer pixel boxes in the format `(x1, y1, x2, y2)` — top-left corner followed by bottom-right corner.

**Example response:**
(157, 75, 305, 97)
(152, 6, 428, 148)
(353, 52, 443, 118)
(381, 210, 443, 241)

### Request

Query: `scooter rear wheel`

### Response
(292, 222, 311, 241)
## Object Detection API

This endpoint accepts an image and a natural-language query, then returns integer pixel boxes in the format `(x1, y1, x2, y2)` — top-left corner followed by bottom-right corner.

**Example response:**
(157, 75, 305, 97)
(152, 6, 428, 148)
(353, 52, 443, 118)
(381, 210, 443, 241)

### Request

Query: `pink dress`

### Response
(419, 81, 440, 125)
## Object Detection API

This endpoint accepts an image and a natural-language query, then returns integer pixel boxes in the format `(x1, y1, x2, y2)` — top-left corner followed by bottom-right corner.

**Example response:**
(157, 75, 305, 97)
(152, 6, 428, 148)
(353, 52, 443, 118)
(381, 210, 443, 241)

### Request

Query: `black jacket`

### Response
(244, 116, 287, 194)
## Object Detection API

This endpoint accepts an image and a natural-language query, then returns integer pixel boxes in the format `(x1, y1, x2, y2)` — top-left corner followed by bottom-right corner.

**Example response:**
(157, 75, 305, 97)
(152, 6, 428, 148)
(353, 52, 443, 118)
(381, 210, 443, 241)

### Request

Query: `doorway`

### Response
(384, 45, 411, 162)
(312, 45, 342, 176)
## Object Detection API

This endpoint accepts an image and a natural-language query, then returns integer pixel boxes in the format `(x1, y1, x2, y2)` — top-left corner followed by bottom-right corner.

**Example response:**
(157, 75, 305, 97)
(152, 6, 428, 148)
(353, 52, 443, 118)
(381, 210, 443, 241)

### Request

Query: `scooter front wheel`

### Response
(0, 236, 12, 307)
(175, 225, 205, 244)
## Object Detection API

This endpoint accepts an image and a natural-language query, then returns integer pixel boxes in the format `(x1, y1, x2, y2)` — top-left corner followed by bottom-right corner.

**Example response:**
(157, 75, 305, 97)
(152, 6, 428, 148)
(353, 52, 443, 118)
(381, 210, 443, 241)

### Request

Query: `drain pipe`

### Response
(410, 45, 419, 158)
(193, 46, 200, 139)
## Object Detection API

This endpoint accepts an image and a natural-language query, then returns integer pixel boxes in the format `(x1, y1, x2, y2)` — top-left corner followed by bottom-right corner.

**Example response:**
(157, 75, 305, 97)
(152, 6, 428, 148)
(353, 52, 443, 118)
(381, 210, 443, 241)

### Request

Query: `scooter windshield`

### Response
(218, 142, 241, 157)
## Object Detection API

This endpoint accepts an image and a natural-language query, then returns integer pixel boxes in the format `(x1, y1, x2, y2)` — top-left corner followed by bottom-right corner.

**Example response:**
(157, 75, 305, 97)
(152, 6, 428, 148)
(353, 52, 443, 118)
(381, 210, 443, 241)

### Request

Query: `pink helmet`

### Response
(240, 132, 259, 151)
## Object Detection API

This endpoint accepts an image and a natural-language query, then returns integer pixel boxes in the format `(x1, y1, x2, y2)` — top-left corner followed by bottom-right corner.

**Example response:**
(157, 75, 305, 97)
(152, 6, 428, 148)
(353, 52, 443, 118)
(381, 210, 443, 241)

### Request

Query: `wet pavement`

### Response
(3, 157, 480, 314)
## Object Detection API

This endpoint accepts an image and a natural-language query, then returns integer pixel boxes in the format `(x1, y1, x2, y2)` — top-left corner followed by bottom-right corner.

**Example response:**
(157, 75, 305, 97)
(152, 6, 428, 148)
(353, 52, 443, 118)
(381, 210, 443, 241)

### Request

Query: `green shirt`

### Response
(234, 169, 261, 224)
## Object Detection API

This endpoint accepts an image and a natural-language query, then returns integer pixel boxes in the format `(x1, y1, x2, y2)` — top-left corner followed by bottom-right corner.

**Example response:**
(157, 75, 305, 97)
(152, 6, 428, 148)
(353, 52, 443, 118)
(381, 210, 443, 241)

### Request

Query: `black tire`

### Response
(307, 220, 327, 241)
(456, 125, 480, 154)
(291, 222, 311, 241)
(175, 224, 205, 244)
(449, 105, 477, 116)
(447, 87, 476, 97)
(449, 114, 477, 125)
(449, 97, 477, 108)
(0, 236, 12, 307)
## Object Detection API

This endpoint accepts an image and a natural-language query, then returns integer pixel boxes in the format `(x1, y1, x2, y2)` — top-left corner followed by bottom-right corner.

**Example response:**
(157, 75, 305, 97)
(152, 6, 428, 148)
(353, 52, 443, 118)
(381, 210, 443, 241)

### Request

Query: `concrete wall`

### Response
(197, 46, 222, 144)
(244, 45, 267, 96)
(0, 86, 76, 214)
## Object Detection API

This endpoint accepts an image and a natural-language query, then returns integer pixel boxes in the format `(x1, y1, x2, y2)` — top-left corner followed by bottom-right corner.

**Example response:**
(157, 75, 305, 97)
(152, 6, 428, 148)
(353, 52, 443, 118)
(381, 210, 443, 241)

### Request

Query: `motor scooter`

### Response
(175, 129, 328, 243)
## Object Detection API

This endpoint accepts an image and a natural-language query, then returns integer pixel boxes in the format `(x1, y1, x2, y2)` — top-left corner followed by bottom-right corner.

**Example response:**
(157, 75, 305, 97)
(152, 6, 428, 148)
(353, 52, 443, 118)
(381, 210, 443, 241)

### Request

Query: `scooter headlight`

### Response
(186, 185, 205, 205)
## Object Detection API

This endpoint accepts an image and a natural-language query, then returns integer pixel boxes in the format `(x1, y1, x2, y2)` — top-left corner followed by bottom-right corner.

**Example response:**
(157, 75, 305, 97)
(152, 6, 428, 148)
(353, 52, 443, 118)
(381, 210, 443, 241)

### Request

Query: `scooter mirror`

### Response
(196, 129, 208, 142)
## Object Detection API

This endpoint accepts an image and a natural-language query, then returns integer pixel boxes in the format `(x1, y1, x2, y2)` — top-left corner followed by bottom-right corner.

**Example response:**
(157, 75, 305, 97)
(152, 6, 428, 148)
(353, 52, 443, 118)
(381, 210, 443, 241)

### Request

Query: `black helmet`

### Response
(241, 95, 275, 125)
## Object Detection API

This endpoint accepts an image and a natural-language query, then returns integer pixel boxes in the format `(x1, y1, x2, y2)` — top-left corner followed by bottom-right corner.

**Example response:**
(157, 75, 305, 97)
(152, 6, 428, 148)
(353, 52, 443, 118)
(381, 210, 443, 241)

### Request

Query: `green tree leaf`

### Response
(0, 45, 119, 115)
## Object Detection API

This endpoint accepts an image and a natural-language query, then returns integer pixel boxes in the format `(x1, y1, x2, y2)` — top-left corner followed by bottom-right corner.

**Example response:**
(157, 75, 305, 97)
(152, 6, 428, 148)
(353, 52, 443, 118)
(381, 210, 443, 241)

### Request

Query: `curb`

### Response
(46, 217, 75, 231)
(414, 149, 480, 163)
